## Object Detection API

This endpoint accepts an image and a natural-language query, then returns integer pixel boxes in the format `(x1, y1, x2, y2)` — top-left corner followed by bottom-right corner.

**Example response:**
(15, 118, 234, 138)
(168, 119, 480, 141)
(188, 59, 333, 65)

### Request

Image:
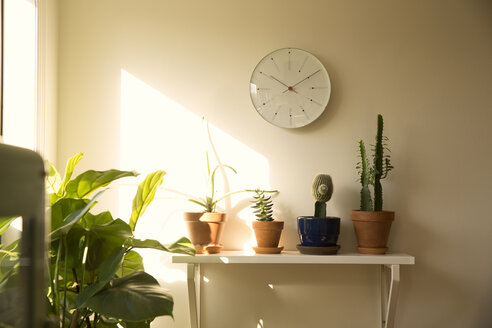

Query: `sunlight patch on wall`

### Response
(118, 69, 271, 280)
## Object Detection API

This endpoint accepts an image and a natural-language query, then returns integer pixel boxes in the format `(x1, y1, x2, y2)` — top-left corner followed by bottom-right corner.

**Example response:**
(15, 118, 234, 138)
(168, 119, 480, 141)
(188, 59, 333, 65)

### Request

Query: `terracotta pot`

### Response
(184, 212, 227, 254)
(350, 210, 394, 254)
(252, 220, 284, 253)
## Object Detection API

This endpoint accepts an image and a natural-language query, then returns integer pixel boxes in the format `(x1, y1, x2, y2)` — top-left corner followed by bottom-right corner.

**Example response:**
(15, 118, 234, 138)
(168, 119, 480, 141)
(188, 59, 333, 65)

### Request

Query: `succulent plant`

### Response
(251, 189, 276, 221)
(312, 174, 333, 217)
(356, 114, 394, 211)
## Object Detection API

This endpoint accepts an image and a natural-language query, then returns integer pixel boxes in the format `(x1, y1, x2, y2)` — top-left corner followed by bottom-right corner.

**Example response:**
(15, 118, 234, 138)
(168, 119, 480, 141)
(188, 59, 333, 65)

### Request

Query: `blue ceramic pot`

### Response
(297, 216, 340, 246)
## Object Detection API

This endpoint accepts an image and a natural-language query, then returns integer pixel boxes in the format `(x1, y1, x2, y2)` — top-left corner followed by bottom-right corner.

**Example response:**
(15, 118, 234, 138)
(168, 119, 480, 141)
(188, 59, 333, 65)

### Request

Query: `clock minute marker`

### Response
(300, 105, 310, 120)
(288, 50, 291, 71)
(270, 57, 281, 72)
(298, 56, 308, 72)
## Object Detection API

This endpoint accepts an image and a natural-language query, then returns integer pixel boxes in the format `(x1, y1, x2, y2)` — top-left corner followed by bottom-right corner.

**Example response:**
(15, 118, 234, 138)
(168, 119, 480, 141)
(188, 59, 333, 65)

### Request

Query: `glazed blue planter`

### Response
(297, 216, 340, 246)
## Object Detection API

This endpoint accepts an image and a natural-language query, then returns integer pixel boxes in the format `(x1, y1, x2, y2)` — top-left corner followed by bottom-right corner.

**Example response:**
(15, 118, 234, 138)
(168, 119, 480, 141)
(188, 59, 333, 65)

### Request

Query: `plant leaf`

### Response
(129, 170, 166, 232)
(57, 152, 84, 197)
(46, 160, 62, 196)
(65, 169, 138, 199)
(76, 247, 126, 308)
(116, 250, 144, 277)
(50, 190, 105, 239)
(124, 237, 195, 256)
(84, 271, 173, 322)
(51, 198, 89, 232)
(0, 217, 18, 235)
(85, 219, 133, 271)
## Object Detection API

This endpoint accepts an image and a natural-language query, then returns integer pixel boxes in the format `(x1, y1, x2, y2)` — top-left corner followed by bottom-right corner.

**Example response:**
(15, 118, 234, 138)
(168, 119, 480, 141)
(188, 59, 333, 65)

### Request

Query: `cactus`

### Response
(372, 114, 394, 211)
(357, 140, 373, 211)
(312, 174, 333, 217)
(356, 114, 393, 211)
(251, 189, 274, 221)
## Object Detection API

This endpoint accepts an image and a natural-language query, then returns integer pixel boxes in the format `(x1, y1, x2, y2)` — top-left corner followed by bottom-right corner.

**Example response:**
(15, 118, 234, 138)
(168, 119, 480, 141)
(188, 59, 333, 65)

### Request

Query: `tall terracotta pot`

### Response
(252, 220, 284, 254)
(184, 212, 226, 254)
(350, 210, 394, 254)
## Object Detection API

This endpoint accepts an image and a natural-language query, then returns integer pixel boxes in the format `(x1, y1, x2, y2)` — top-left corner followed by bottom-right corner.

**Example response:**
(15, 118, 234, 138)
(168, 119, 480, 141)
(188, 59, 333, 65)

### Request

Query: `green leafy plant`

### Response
(250, 189, 278, 221)
(312, 174, 334, 217)
(187, 152, 239, 213)
(0, 153, 195, 328)
(356, 114, 394, 211)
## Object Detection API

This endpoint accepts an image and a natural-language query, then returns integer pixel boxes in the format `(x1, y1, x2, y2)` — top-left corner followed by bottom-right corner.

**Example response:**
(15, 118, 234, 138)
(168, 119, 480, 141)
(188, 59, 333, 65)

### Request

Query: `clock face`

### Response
(250, 48, 331, 128)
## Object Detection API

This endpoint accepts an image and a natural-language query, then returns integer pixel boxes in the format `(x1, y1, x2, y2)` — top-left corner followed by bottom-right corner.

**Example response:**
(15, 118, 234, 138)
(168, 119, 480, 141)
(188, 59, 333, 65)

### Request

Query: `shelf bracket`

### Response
(381, 264, 400, 328)
(187, 263, 200, 328)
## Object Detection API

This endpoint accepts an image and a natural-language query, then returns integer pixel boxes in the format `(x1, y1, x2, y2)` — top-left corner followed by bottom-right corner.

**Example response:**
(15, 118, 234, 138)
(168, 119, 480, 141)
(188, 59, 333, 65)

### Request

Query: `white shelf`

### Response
(174, 250, 415, 328)
(172, 250, 415, 265)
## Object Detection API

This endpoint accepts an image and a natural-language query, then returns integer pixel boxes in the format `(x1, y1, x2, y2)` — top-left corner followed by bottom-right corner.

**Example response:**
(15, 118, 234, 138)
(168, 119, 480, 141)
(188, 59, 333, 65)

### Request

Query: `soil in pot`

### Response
(350, 210, 394, 254)
(252, 220, 284, 254)
(184, 212, 226, 254)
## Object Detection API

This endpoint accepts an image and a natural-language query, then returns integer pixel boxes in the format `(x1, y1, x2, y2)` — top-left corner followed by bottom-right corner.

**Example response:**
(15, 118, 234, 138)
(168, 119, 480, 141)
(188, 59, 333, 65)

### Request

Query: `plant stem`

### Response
(47, 255, 57, 313)
(85, 316, 92, 328)
(69, 309, 80, 328)
(81, 236, 88, 292)
(54, 241, 62, 320)
(62, 238, 68, 328)
(72, 268, 80, 293)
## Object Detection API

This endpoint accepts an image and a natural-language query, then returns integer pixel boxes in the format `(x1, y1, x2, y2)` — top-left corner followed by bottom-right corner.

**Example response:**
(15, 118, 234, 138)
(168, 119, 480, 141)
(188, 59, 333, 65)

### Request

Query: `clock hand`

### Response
(262, 72, 290, 88)
(291, 69, 321, 88)
(287, 88, 323, 106)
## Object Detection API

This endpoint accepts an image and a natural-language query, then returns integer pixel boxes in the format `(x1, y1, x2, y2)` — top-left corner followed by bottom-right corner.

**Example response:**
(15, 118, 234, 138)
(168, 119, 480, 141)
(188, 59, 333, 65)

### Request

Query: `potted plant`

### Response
(0, 153, 195, 328)
(183, 152, 237, 255)
(350, 114, 395, 254)
(250, 189, 283, 254)
(297, 174, 341, 255)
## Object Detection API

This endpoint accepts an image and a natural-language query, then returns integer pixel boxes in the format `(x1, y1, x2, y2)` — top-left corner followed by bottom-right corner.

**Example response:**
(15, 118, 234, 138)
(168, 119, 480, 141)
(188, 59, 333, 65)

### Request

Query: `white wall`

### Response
(56, 1, 492, 327)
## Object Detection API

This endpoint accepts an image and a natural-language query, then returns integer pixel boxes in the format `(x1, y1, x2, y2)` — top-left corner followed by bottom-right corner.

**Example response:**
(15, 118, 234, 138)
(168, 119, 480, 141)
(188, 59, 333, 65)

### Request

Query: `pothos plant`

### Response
(0, 153, 195, 328)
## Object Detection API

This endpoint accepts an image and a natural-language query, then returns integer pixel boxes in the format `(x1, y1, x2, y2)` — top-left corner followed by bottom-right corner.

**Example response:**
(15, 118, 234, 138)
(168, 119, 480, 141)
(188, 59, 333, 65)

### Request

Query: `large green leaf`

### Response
(167, 237, 196, 255)
(129, 170, 165, 232)
(125, 237, 195, 256)
(76, 247, 126, 308)
(116, 250, 144, 277)
(50, 198, 89, 232)
(57, 152, 84, 197)
(85, 271, 173, 321)
(50, 190, 105, 239)
(65, 169, 138, 199)
(0, 217, 17, 235)
(82, 211, 113, 229)
(86, 219, 132, 271)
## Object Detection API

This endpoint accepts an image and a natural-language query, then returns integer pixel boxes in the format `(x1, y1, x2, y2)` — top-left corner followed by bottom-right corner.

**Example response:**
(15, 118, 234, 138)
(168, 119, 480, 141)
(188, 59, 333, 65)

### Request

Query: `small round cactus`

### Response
(312, 174, 333, 217)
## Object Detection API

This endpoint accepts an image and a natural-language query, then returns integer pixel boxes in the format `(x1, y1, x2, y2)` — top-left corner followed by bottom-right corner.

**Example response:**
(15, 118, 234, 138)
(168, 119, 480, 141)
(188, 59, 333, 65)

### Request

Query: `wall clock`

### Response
(249, 48, 331, 128)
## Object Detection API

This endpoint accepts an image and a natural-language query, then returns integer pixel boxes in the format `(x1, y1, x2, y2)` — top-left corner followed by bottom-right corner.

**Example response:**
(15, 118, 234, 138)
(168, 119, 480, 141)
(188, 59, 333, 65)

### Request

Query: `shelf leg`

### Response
(381, 264, 400, 328)
(187, 263, 200, 328)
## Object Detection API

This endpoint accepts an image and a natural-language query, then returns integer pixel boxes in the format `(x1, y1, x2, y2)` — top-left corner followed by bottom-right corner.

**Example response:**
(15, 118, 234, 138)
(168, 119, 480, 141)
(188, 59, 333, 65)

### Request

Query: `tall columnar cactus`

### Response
(312, 174, 333, 217)
(356, 114, 393, 211)
(357, 140, 373, 211)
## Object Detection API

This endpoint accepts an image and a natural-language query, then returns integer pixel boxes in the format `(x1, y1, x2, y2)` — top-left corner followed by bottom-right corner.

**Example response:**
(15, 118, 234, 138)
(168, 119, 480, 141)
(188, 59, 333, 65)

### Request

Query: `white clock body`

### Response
(250, 48, 331, 128)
